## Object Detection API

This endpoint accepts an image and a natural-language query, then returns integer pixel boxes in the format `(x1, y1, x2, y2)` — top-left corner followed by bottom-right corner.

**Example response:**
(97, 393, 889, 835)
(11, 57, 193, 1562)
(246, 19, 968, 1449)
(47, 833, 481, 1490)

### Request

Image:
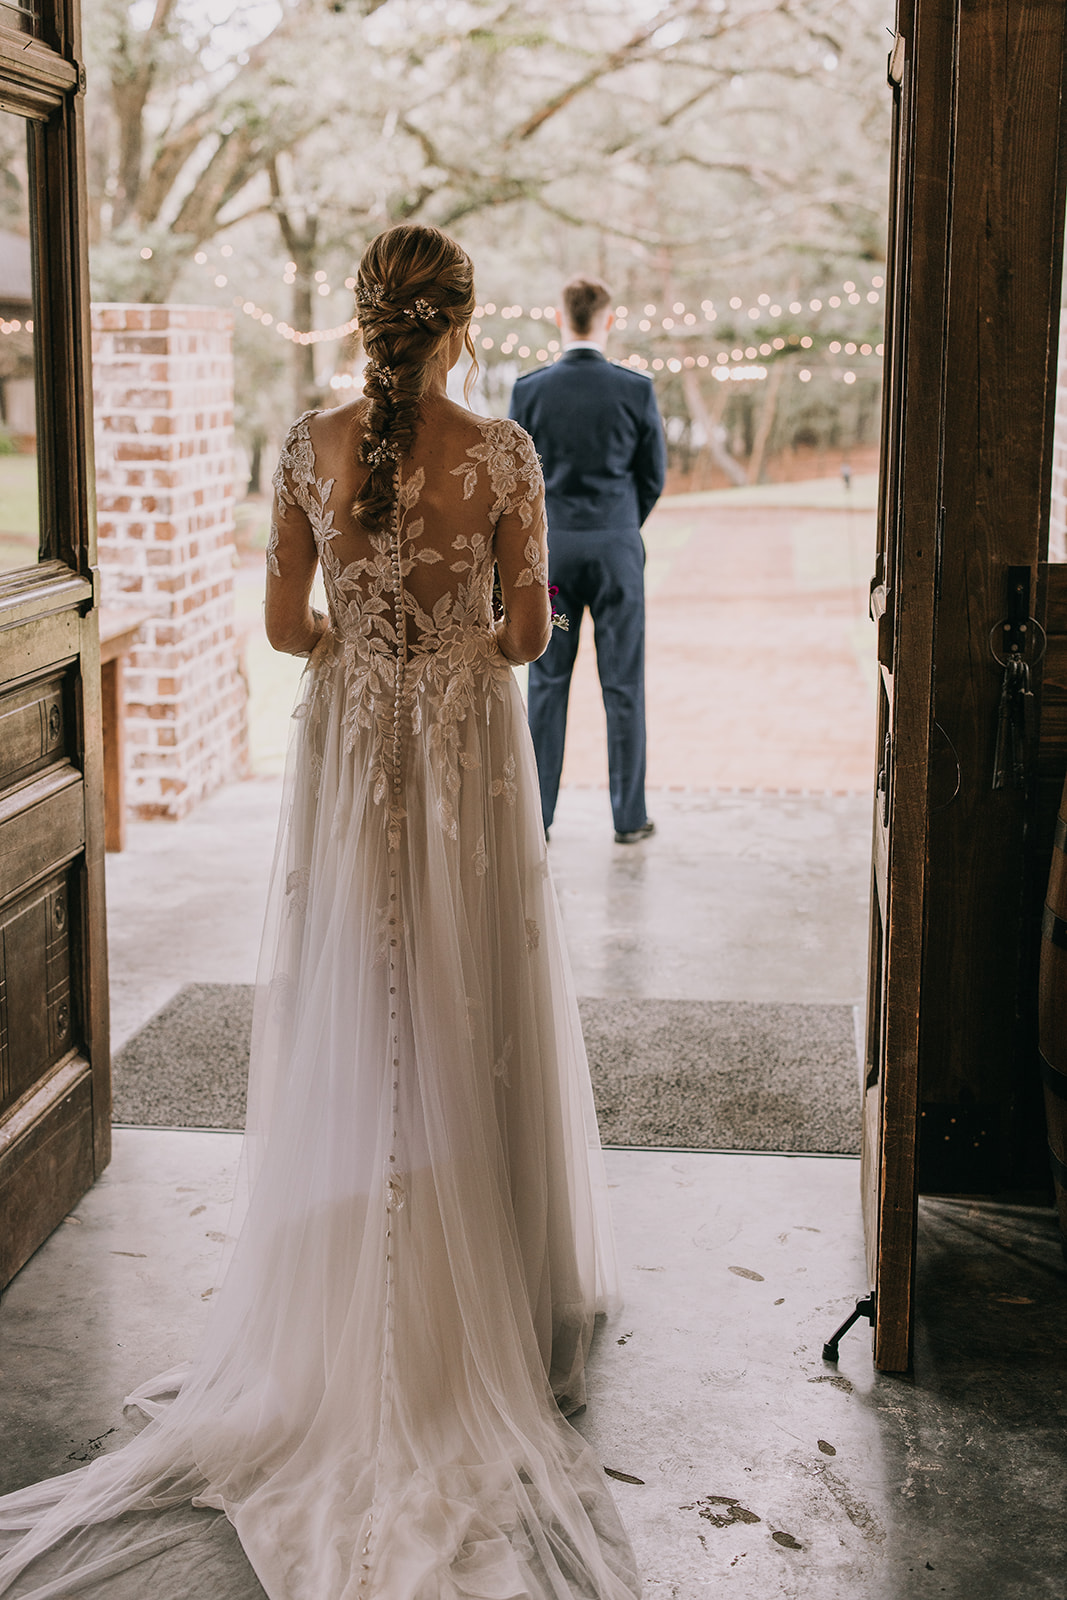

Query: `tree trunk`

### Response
(682, 369, 747, 487)
(748, 360, 785, 484)
(269, 160, 320, 418)
(291, 272, 318, 416)
(111, 79, 147, 228)
(247, 432, 265, 496)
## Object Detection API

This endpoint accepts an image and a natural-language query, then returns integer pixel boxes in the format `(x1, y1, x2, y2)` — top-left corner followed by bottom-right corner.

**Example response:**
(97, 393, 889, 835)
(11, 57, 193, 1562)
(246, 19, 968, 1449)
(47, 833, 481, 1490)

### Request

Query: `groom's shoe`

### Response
(614, 819, 655, 845)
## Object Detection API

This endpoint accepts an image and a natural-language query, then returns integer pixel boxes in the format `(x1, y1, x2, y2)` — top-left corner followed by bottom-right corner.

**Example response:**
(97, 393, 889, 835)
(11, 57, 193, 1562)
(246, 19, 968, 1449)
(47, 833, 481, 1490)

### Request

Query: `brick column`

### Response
(1050, 319, 1067, 563)
(92, 305, 249, 820)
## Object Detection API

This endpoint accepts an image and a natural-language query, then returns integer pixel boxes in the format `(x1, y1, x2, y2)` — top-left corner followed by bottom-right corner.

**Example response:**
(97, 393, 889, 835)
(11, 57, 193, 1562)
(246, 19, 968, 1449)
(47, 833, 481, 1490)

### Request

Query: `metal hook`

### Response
(988, 616, 1046, 670)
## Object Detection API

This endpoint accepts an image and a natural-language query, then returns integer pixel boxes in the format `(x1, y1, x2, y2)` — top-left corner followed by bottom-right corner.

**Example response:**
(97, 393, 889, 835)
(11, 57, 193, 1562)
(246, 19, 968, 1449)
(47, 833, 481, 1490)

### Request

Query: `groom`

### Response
(509, 277, 666, 842)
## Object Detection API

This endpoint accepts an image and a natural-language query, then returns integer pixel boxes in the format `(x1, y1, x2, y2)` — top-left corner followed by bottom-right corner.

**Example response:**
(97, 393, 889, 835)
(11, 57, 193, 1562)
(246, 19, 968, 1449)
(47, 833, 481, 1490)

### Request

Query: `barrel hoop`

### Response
(1049, 1143, 1067, 1190)
(1039, 1051, 1067, 1101)
(1041, 903, 1067, 950)
(1056, 814, 1067, 855)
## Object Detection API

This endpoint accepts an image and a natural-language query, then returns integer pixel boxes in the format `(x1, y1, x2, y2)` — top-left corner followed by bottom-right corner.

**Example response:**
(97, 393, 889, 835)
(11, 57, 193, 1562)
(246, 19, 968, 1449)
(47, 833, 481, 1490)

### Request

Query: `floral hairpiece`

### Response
(364, 439, 399, 469)
(356, 285, 439, 326)
(364, 360, 394, 386)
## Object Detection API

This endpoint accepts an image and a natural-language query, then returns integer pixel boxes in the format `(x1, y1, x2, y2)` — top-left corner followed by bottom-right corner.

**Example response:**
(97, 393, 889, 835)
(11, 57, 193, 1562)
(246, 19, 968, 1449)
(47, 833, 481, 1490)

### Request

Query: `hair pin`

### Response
(364, 439, 399, 469)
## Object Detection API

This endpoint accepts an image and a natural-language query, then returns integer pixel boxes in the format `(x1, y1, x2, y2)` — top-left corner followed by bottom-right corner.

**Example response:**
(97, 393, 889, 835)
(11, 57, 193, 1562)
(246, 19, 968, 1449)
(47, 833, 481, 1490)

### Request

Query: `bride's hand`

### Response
(306, 616, 334, 671)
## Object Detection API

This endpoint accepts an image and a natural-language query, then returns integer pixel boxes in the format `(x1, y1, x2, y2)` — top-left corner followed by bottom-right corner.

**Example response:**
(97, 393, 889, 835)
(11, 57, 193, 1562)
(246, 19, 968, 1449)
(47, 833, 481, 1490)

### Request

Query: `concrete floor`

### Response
(104, 779, 873, 1050)
(2, 1135, 1062, 1599)
(3, 777, 1064, 1597)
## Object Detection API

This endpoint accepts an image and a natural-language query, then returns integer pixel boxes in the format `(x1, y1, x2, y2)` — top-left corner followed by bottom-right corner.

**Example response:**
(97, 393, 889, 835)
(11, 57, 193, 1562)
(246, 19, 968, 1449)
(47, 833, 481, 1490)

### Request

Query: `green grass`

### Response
(0, 454, 40, 572)
(0, 453, 40, 533)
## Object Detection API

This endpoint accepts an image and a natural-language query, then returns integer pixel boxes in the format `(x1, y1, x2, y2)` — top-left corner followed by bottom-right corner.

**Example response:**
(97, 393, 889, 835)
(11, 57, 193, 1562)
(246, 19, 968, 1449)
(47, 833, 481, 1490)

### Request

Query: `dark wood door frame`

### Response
(865, 0, 1067, 1372)
(917, 0, 1067, 1203)
(0, 0, 109, 1286)
(864, 0, 957, 1375)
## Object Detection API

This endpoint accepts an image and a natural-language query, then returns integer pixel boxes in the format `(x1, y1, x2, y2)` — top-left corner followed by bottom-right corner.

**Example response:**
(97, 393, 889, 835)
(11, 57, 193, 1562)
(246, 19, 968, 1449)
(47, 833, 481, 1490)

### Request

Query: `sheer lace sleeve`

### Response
(489, 420, 548, 597)
(266, 412, 325, 655)
(267, 411, 320, 579)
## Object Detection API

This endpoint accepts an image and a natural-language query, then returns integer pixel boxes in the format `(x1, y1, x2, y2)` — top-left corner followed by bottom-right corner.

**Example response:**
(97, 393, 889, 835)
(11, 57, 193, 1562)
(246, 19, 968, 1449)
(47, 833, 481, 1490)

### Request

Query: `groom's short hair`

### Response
(562, 277, 612, 336)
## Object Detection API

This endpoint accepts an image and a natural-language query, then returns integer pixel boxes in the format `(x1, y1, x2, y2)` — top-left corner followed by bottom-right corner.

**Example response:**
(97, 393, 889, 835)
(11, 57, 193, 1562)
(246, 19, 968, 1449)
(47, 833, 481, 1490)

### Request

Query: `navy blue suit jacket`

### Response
(508, 349, 666, 534)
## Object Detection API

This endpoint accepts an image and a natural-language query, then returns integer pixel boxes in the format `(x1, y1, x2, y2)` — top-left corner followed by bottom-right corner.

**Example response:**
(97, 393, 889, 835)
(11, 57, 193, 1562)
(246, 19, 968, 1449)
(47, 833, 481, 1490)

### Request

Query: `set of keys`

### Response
(992, 640, 1034, 791)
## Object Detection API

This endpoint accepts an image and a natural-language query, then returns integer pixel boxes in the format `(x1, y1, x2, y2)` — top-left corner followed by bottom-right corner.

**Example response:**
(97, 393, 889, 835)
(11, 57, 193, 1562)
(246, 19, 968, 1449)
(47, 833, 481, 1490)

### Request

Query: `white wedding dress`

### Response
(0, 405, 641, 1599)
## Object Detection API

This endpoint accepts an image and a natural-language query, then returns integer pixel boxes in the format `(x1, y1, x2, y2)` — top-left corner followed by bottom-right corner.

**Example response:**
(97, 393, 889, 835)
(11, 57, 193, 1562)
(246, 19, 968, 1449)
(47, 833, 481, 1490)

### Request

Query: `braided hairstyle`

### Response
(353, 223, 477, 533)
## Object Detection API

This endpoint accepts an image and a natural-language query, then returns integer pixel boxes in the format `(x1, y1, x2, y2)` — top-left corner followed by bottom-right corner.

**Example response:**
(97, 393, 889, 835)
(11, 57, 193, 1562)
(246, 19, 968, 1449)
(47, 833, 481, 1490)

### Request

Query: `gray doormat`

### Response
(113, 986, 860, 1154)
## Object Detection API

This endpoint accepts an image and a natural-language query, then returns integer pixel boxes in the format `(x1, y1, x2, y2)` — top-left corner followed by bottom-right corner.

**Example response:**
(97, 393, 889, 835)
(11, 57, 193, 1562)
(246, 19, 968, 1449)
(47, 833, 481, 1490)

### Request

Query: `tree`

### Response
(84, 0, 384, 299)
(82, 0, 895, 474)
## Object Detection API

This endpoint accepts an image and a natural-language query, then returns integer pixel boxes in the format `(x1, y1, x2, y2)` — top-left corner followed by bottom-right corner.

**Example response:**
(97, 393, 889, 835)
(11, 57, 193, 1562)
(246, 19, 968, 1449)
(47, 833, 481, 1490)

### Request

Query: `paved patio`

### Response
(235, 475, 879, 794)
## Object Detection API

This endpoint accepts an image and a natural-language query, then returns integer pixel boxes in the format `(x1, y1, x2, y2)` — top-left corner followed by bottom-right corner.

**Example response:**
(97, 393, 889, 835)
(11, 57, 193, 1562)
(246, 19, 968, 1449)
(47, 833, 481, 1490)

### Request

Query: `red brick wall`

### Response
(92, 304, 249, 820)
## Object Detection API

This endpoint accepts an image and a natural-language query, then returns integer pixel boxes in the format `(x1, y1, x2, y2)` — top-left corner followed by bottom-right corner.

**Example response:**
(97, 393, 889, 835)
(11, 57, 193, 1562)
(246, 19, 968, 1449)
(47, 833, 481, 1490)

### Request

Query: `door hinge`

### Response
(887, 34, 905, 87)
(876, 731, 891, 825)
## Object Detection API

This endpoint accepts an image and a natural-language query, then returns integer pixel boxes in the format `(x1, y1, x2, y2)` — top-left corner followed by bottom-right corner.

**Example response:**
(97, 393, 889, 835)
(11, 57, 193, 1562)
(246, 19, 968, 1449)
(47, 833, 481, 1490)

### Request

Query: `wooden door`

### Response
(862, 2, 947, 1376)
(863, 0, 1067, 1373)
(0, 0, 109, 1286)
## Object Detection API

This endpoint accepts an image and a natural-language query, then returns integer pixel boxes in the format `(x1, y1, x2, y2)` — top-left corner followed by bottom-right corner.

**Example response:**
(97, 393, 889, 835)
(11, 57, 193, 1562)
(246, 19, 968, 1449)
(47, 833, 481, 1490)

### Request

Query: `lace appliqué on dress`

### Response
(491, 755, 518, 806)
(449, 417, 542, 530)
(285, 867, 310, 918)
(269, 410, 336, 577)
(493, 1036, 514, 1085)
(272, 412, 544, 849)
(515, 536, 548, 589)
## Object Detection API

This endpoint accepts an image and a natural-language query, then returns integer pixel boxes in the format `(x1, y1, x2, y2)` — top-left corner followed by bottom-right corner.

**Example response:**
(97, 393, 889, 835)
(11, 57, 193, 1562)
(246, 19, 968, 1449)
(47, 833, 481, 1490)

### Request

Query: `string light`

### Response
(188, 243, 882, 327)
(146, 245, 888, 367)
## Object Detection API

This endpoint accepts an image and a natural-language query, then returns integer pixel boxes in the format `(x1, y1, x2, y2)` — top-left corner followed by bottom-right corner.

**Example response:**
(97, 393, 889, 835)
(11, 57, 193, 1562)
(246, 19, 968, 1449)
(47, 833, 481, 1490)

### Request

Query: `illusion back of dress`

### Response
(270, 400, 546, 655)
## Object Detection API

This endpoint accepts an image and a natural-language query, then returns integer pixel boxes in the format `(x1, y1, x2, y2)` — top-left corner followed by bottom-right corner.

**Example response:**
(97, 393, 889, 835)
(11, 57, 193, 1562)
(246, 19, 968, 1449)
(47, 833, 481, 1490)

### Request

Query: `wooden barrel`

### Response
(1038, 778, 1067, 1260)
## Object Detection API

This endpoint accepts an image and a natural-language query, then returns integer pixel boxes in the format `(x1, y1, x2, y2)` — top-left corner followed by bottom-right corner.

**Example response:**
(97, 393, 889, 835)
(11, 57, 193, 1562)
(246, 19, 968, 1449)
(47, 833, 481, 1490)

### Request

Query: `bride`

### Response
(0, 224, 641, 1599)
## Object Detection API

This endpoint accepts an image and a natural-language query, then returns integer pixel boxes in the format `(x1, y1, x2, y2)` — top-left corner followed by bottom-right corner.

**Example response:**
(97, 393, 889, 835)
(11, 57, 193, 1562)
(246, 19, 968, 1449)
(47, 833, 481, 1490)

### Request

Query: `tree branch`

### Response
(504, 1, 684, 145)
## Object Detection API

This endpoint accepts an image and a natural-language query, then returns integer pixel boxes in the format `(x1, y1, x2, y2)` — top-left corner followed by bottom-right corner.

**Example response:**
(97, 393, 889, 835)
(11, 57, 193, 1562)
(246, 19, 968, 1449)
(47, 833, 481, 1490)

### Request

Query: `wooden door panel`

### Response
(1, 867, 77, 1112)
(0, 1057, 93, 1285)
(863, 0, 1067, 1371)
(862, 0, 953, 1372)
(0, 766, 84, 893)
(0, 600, 82, 682)
(0, 673, 68, 789)
(0, 2, 109, 1287)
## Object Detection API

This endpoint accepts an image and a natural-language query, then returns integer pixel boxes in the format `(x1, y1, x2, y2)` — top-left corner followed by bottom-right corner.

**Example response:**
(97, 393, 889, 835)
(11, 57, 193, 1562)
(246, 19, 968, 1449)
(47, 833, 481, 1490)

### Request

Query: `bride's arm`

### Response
(493, 431, 552, 666)
(265, 464, 327, 658)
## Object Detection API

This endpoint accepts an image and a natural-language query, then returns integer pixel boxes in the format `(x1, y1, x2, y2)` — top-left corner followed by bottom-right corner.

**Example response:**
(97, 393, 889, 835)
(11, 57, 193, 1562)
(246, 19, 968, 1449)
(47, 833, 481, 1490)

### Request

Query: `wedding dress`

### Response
(0, 404, 641, 1599)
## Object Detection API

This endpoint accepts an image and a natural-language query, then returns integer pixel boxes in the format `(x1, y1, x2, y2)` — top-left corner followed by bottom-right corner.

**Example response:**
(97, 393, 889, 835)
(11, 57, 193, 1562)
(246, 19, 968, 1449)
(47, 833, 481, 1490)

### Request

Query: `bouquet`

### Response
(492, 568, 569, 631)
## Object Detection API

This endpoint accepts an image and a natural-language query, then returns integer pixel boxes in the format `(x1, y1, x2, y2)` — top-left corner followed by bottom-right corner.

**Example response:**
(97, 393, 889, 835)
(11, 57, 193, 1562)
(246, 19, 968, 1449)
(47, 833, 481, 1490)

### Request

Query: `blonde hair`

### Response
(353, 223, 477, 532)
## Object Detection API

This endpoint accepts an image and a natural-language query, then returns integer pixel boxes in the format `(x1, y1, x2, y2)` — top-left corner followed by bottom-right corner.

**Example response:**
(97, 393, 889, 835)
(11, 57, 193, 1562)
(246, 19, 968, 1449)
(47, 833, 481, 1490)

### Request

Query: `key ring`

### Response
(988, 616, 1046, 669)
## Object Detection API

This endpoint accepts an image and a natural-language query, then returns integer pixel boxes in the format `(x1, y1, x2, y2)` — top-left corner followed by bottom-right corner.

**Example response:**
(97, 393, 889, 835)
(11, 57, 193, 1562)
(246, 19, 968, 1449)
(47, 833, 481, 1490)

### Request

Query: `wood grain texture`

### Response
(0, 1057, 93, 1285)
(917, 0, 1067, 1173)
(861, 0, 960, 1374)
(0, 0, 111, 1287)
(100, 655, 124, 853)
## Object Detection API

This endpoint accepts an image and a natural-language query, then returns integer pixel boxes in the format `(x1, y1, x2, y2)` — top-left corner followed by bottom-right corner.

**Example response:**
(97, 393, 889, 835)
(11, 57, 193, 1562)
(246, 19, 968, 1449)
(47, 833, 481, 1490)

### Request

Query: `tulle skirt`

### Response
(0, 645, 640, 1599)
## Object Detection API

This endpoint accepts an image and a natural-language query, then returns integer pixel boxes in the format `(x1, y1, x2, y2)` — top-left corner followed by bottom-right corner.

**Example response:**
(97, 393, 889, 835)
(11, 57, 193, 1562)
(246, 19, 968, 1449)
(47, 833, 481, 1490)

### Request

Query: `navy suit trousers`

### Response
(528, 526, 647, 834)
